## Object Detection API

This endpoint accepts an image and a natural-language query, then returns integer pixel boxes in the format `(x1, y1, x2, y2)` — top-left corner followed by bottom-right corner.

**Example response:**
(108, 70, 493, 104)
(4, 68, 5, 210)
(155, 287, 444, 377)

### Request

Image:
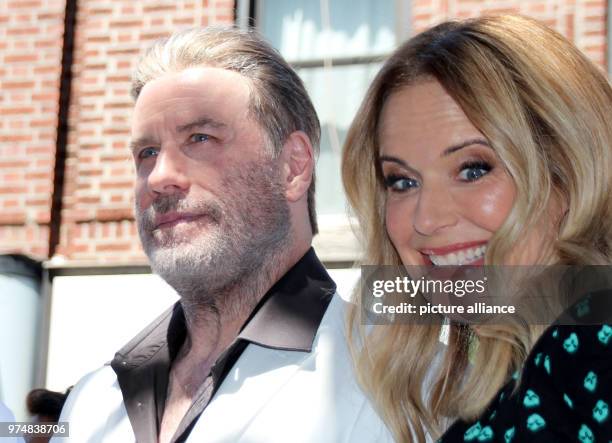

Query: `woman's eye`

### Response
(458, 161, 492, 182)
(384, 175, 419, 192)
(138, 147, 158, 160)
(190, 133, 210, 143)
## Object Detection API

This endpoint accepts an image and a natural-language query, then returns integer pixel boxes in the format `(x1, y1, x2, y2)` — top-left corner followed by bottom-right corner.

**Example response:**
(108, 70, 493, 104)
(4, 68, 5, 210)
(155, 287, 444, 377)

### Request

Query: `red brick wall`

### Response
(53, 0, 235, 263)
(0, 0, 66, 259)
(413, 0, 608, 68)
(1, 0, 609, 264)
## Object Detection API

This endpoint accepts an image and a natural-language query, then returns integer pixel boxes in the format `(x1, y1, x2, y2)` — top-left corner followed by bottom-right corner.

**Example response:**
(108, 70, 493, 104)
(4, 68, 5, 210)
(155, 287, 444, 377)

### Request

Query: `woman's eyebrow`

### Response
(441, 138, 490, 157)
(379, 155, 409, 168)
(378, 138, 491, 168)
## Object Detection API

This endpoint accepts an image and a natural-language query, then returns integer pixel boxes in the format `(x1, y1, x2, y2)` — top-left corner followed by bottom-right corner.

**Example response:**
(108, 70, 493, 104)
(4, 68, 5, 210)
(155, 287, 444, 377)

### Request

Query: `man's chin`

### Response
(146, 225, 217, 248)
(146, 242, 208, 261)
(146, 249, 209, 280)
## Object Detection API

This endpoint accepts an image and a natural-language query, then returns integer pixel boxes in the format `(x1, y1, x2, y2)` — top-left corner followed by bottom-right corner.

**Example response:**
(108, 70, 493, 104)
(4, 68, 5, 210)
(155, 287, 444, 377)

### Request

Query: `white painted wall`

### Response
(46, 274, 179, 391)
(0, 274, 40, 421)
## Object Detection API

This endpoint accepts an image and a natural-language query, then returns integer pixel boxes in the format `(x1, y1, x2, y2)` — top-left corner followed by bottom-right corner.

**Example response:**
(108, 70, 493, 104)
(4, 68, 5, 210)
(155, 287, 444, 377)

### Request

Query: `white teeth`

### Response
(429, 245, 486, 266)
(437, 255, 448, 265)
(457, 250, 466, 262)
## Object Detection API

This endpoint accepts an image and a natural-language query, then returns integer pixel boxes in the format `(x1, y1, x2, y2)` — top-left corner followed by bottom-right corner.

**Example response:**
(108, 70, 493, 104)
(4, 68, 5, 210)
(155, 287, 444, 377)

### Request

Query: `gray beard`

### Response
(135, 158, 291, 318)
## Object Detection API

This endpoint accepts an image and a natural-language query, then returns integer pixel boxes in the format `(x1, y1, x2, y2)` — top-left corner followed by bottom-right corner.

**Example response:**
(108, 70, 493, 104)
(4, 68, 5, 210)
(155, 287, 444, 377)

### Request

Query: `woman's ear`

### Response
(279, 131, 315, 202)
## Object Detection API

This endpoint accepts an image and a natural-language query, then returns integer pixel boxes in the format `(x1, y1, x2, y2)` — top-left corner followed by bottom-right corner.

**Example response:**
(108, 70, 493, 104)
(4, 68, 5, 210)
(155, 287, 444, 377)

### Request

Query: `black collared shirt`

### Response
(110, 248, 335, 443)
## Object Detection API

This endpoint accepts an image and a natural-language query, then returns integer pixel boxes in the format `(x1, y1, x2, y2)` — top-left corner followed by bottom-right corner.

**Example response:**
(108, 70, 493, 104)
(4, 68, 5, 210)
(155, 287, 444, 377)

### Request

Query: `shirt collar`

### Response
(112, 247, 336, 370)
(238, 247, 336, 351)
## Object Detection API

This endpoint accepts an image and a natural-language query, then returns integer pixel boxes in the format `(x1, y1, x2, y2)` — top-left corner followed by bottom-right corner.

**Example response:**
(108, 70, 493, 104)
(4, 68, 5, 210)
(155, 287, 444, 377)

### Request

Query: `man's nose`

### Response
(147, 148, 190, 195)
(412, 184, 458, 236)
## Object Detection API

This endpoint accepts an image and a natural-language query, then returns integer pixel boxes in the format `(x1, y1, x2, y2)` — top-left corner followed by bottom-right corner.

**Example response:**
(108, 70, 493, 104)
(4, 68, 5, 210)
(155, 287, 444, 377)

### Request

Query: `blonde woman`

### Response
(342, 15, 612, 443)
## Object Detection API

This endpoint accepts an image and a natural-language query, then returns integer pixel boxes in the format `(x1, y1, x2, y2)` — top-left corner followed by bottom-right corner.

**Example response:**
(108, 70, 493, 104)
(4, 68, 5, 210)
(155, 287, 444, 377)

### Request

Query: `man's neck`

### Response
(181, 240, 311, 362)
(158, 244, 310, 443)
(158, 260, 272, 443)
(182, 250, 287, 362)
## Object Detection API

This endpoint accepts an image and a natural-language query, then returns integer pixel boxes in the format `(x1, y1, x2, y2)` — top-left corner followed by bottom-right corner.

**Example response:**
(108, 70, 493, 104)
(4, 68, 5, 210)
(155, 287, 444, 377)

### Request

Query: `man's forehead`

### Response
(176, 65, 246, 83)
(132, 66, 253, 130)
(136, 67, 250, 106)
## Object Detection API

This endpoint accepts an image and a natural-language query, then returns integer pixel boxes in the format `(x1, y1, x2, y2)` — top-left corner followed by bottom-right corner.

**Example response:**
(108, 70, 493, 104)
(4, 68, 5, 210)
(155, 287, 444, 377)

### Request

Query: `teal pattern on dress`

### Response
(464, 422, 481, 441)
(563, 393, 573, 409)
(534, 353, 542, 366)
(563, 332, 579, 354)
(578, 424, 594, 443)
(593, 399, 609, 424)
(503, 427, 515, 443)
(575, 299, 590, 318)
(523, 390, 540, 408)
(526, 413, 546, 432)
(584, 371, 598, 392)
(552, 328, 558, 338)
(598, 324, 611, 345)
(477, 426, 493, 442)
(543, 355, 551, 375)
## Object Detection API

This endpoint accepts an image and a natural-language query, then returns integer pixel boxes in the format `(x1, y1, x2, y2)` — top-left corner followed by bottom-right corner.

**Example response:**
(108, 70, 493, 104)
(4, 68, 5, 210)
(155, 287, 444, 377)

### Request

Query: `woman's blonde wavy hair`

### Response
(341, 14, 612, 443)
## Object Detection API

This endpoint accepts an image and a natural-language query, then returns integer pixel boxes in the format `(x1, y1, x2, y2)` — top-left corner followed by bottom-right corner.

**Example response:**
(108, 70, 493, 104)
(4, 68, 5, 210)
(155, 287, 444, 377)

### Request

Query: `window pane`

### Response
(258, 0, 396, 216)
(297, 63, 382, 215)
(259, 0, 395, 61)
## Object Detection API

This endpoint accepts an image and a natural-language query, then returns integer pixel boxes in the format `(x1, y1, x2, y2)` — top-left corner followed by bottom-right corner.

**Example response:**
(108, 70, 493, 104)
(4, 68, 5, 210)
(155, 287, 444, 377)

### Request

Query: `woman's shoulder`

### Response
(522, 323, 611, 406)
(515, 323, 611, 441)
(438, 323, 611, 442)
(527, 323, 611, 370)
(523, 316, 611, 404)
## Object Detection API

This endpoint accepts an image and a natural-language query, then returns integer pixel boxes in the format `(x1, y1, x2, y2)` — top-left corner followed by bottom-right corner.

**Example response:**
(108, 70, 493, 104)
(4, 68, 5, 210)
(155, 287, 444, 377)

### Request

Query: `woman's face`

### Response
(378, 80, 557, 266)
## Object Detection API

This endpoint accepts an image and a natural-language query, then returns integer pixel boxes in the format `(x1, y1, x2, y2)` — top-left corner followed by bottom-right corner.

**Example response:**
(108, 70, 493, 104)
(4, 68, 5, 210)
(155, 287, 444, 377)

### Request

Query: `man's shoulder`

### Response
(65, 364, 119, 397)
(57, 364, 122, 420)
(53, 365, 132, 442)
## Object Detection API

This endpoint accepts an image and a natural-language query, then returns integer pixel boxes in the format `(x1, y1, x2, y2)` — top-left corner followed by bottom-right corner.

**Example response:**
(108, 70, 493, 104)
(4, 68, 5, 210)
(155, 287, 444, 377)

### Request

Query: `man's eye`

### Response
(190, 133, 210, 143)
(458, 161, 492, 182)
(138, 147, 158, 160)
(384, 174, 419, 192)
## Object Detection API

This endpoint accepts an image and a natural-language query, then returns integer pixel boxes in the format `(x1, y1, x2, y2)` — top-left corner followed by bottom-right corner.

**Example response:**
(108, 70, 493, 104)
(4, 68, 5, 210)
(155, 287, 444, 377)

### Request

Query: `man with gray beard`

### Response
(53, 26, 393, 443)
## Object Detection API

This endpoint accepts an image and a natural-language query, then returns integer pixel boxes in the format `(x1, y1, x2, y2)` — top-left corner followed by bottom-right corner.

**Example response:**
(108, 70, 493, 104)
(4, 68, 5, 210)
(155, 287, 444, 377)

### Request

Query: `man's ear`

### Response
(279, 131, 314, 202)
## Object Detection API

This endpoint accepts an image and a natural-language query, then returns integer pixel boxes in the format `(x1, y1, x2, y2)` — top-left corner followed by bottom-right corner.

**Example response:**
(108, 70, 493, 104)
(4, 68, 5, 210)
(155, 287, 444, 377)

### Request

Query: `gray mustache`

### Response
(138, 195, 223, 231)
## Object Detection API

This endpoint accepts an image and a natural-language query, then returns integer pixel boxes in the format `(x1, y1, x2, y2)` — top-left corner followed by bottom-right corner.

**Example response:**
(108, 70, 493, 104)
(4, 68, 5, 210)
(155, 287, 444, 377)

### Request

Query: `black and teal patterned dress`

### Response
(438, 322, 611, 442)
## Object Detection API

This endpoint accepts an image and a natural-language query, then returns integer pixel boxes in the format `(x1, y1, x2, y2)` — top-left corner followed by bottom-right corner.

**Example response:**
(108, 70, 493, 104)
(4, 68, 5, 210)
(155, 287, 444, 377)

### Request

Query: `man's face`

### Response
(130, 67, 290, 299)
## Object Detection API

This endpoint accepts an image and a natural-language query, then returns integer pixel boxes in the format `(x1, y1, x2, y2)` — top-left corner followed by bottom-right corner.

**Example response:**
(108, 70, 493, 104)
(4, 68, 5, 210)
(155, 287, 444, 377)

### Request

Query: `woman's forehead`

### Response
(378, 81, 484, 159)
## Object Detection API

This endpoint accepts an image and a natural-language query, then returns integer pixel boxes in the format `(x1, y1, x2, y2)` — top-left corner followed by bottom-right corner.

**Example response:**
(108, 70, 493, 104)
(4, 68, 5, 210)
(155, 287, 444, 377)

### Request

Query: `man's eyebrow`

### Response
(378, 138, 492, 168)
(128, 117, 228, 152)
(176, 117, 227, 133)
(128, 137, 157, 153)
